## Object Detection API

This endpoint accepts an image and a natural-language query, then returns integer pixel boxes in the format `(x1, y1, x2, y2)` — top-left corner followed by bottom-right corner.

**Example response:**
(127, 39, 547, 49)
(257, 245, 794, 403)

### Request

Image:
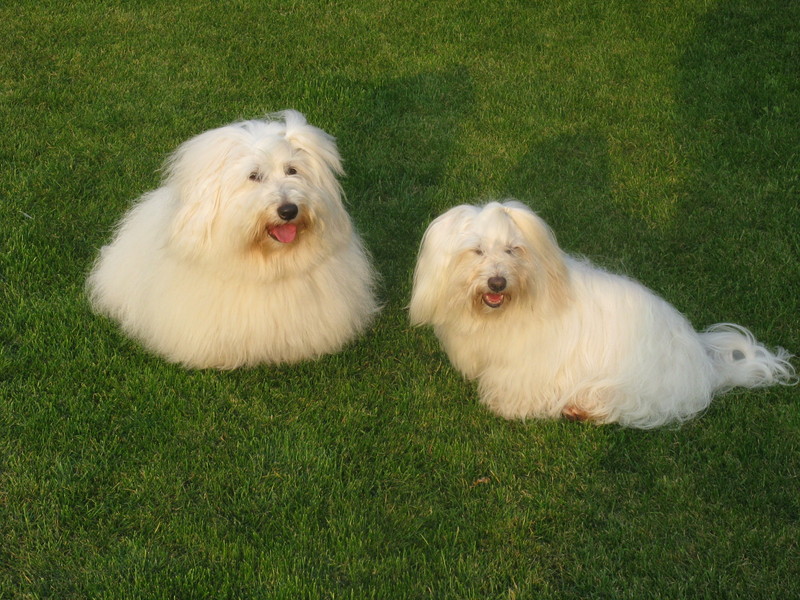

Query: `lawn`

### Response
(2, 0, 799, 598)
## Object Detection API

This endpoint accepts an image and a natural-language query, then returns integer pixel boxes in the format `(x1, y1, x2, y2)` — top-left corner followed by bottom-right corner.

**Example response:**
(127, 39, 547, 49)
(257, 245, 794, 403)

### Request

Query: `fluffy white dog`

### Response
(410, 200, 795, 428)
(87, 110, 378, 368)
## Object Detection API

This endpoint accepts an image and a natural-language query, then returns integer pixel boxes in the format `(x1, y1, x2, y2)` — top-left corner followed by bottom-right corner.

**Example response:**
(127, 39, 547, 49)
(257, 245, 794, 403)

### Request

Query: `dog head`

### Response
(164, 110, 352, 273)
(409, 200, 569, 326)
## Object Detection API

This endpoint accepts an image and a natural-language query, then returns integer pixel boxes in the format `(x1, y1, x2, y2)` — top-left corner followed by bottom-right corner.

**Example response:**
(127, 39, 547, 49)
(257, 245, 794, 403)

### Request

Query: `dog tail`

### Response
(701, 323, 797, 392)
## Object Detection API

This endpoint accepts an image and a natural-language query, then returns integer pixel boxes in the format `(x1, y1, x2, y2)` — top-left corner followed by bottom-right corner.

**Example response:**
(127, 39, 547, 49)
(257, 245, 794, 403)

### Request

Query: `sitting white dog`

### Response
(410, 200, 795, 428)
(87, 110, 378, 368)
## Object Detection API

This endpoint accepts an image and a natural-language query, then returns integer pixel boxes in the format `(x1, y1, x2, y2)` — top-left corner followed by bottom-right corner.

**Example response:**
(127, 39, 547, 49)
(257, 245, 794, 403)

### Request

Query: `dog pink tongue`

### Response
(269, 224, 297, 244)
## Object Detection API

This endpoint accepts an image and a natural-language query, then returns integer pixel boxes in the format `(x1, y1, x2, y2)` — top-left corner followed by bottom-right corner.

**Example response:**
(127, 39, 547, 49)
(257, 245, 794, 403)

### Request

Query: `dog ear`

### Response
(503, 201, 570, 307)
(409, 205, 479, 326)
(164, 126, 245, 258)
(279, 110, 344, 202)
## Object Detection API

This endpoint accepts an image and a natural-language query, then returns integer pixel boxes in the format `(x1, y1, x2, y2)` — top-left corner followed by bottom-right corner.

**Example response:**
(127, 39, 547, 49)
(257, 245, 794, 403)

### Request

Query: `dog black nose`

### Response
(488, 276, 506, 292)
(277, 203, 298, 221)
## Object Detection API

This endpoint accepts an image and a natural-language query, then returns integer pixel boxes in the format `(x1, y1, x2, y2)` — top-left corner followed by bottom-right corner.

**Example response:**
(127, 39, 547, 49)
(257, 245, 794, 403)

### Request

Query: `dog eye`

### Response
(505, 247, 517, 255)
(248, 171, 264, 182)
(285, 166, 298, 176)
(472, 248, 484, 256)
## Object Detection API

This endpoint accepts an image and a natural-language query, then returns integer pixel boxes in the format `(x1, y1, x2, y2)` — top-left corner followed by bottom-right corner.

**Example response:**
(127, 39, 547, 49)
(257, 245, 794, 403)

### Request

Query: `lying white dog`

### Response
(410, 200, 795, 428)
(87, 110, 378, 368)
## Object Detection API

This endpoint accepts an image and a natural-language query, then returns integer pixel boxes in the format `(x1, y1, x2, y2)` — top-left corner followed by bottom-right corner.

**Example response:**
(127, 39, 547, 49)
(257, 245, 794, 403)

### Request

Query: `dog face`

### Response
(164, 110, 351, 268)
(410, 201, 568, 325)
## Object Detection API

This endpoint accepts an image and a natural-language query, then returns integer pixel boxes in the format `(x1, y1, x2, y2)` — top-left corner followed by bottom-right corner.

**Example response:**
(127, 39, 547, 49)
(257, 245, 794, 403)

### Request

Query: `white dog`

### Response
(87, 110, 378, 368)
(410, 200, 795, 428)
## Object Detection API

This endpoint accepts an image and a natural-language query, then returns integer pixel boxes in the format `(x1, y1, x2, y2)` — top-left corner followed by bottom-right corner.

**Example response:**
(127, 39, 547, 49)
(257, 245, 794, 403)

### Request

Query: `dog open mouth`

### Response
(482, 292, 505, 308)
(267, 223, 298, 244)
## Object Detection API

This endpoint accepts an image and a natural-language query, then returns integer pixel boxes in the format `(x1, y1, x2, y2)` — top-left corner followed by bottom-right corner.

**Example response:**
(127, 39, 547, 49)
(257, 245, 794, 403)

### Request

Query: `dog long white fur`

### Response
(410, 200, 795, 428)
(87, 110, 378, 368)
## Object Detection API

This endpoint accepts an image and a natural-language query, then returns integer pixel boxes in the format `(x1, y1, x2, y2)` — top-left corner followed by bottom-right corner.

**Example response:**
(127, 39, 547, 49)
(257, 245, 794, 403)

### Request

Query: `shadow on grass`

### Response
(503, 131, 627, 257)
(338, 66, 476, 304)
(672, 0, 800, 320)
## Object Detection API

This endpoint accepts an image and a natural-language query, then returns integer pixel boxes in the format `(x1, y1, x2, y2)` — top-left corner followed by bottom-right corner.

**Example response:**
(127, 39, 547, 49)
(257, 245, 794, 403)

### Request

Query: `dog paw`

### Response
(562, 406, 591, 422)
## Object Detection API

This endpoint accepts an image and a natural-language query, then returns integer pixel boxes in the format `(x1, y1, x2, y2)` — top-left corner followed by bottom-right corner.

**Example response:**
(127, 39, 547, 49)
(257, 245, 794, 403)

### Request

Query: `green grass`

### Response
(2, 0, 799, 597)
